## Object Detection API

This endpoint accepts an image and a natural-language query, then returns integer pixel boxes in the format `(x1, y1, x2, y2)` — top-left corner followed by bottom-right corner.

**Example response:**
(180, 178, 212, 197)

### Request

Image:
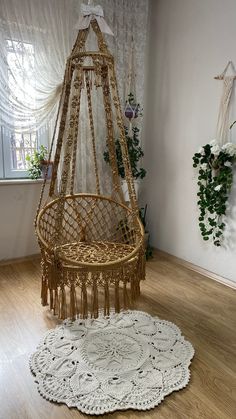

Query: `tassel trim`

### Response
(81, 282, 88, 319)
(104, 279, 110, 316)
(91, 276, 99, 318)
(41, 278, 48, 306)
(59, 285, 67, 319)
(70, 283, 77, 320)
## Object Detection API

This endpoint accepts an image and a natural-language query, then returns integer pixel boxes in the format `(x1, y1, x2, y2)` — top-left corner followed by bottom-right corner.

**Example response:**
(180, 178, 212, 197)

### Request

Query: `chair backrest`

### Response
(37, 194, 143, 249)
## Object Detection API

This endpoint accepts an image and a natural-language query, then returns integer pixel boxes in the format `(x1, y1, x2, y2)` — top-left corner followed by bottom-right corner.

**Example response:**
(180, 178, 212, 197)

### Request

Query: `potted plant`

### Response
(124, 92, 142, 120)
(139, 205, 153, 259)
(103, 125, 146, 201)
(26, 145, 52, 180)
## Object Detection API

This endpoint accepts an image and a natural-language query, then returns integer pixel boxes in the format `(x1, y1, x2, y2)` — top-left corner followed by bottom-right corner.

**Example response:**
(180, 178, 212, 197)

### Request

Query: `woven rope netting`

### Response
(35, 16, 145, 319)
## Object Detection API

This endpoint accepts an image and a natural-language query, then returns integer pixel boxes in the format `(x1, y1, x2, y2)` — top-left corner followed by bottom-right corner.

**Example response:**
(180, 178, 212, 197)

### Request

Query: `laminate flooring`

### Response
(0, 252, 235, 419)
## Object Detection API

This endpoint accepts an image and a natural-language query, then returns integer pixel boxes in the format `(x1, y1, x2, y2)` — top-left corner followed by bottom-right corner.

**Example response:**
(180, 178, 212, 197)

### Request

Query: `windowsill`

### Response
(0, 178, 49, 186)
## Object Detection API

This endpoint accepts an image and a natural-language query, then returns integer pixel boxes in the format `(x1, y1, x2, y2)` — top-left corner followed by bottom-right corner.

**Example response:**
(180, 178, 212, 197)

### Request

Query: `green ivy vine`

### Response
(104, 126, 146, 180)
(193, 140, 236, 246)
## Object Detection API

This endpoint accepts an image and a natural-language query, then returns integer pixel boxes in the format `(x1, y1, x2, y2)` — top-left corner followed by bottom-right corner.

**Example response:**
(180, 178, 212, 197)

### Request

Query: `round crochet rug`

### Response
(30, 310, 194, 415)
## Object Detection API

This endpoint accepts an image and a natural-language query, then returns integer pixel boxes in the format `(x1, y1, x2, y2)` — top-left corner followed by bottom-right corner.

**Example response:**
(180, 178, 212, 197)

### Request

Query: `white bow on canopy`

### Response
(75, 3, 114, 35)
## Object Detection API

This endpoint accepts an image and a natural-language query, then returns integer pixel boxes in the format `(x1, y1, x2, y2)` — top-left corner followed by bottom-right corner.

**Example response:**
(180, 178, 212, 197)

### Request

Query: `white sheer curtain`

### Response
(0, 0, 149, 186)
(0, 0, 149, 133)
(0, 0, 79, 133)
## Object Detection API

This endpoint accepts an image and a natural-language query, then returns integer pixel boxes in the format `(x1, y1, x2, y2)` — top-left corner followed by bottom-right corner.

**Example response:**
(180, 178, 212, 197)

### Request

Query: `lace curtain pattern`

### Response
(0, 0, 149, 131)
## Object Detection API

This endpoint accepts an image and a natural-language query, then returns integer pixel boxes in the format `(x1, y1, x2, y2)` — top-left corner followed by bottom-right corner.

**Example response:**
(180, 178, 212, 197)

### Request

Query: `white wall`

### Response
(144, 0, 236, 283)
(0, 182, 41, 261)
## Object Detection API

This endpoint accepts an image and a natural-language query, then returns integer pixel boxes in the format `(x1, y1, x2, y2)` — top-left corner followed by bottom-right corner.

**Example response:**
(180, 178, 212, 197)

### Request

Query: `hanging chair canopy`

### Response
(35, 10, 145, 319)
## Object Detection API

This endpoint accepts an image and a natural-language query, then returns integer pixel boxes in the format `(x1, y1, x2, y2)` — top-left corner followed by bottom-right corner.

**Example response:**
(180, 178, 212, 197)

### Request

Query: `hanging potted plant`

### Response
(124, 92, 142, 120)
(103, 125, 146, 201)
(193, 140, 236, 246)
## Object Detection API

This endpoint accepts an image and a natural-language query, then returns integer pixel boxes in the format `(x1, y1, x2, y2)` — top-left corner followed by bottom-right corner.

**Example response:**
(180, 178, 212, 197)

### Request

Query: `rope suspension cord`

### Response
(85, 69, 100, 195)
(52, 65, 84, 246)
(50, 29, 90, 196)
(100, 63, 124, 203)
(49, 61, 74, 196)
(91, 20, 109, 55)
(125, 2, 136, 102)
(35, 73, 66, 227)
(125, 36, 137, 136)
(70, 66, 84, 195)
(109, 63, 139, 214)
(59, 67, 83, 197)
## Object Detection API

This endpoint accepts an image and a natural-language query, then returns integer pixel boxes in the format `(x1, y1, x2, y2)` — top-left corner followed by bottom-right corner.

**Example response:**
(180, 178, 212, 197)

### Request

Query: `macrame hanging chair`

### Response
(35, 6, 145, 320)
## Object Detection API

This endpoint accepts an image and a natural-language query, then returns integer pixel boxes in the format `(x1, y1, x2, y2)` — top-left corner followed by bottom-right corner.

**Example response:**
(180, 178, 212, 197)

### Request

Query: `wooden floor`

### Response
(0, 252, 235, 419)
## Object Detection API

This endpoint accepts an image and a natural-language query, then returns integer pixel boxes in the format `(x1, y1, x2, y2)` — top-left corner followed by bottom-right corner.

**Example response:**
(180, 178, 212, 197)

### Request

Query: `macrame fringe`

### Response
(41, 258, 49, 306)
(41, 254, 145, 319)
(53, 287, 59, 315)
(130, 275, 136, 303)
(104, 279, 110, 316)
(70, 283, 77, 320)
(81, 282, 88, 319)
(59, 285, 67, 320)
(91, 277, 99, 318)
(115, 279, 120, 313)
(49, 288, 54, 310)
(123, 280, 129, 309)
(41, 278, 48, 306)
(135, 280, 141, 297)
(139, 250, 146, 284)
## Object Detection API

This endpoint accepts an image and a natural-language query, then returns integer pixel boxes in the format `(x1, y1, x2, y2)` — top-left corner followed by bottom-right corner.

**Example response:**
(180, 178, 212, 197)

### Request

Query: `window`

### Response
(9, 131, 38, 171)
(0, 39, 46, 179)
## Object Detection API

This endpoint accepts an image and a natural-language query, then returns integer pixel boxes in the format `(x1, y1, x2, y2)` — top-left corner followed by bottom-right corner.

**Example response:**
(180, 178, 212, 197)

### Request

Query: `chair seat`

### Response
(37, 194, 144, 318)
(56, 241, 136, 265)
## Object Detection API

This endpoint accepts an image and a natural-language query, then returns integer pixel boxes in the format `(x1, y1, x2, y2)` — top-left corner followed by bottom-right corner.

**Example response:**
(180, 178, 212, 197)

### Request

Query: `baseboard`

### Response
(155, 249, 236, 290)
(1, 250, 235, 291)
(0, 253, 41, 266)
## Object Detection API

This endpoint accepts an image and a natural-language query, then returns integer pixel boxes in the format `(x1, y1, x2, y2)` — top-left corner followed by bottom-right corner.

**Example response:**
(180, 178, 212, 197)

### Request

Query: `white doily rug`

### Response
(30, 310, 194, 415)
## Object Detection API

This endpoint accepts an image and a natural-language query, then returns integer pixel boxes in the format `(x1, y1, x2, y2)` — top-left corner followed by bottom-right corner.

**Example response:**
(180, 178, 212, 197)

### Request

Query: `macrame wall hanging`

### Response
(214, 60, 236, 145)
(35, 3, 145, 319)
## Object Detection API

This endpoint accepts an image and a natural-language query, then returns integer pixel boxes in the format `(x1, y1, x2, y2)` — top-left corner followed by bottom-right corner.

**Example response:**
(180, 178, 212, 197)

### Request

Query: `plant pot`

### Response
(121, 179, 140, 202)
(125, 104, 139, 120)
(40, 160, 53, 180)
(144, 232, 150, 249)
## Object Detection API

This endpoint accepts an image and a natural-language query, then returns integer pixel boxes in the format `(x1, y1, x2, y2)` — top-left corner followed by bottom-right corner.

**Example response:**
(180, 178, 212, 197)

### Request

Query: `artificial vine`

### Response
(193, 140, 236, 246)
